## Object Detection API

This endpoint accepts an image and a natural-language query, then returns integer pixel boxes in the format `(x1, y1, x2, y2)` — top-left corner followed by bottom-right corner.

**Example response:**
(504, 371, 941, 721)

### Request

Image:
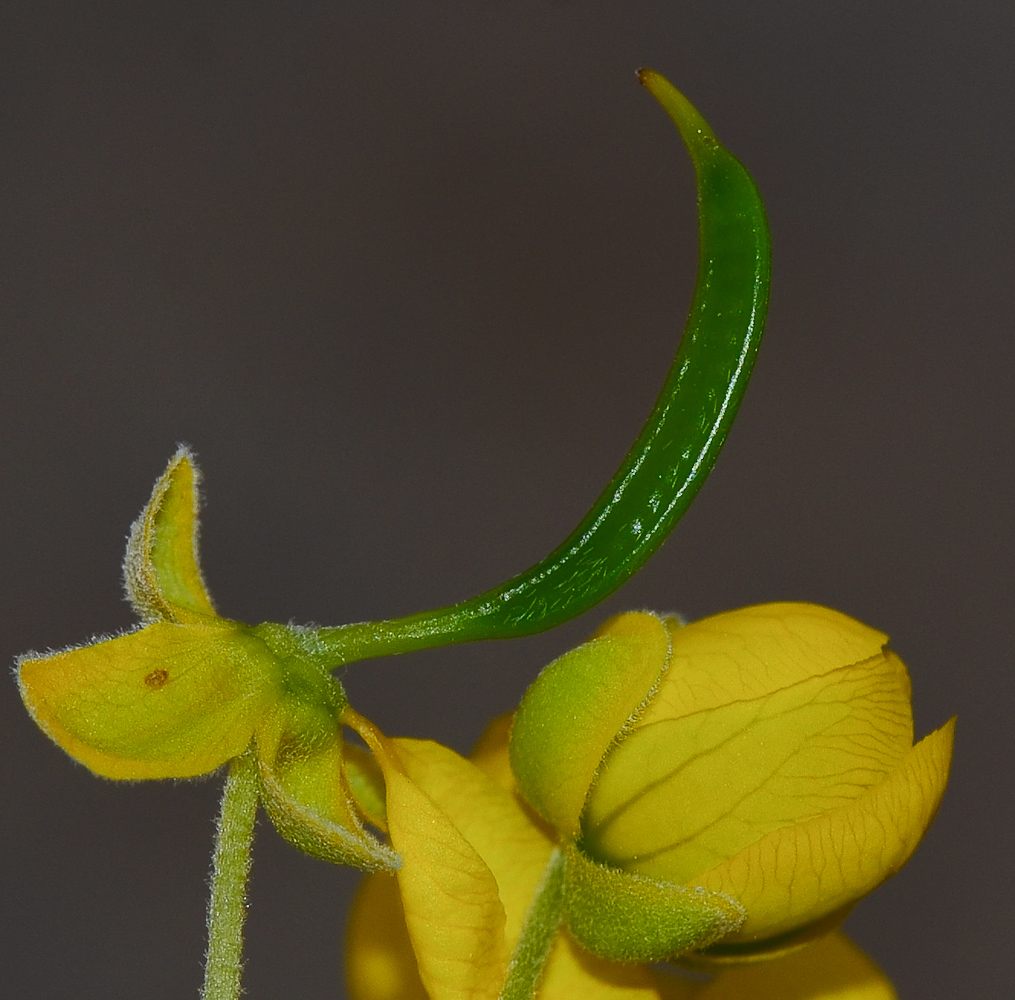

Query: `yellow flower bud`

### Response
(510, 604, 954, 957)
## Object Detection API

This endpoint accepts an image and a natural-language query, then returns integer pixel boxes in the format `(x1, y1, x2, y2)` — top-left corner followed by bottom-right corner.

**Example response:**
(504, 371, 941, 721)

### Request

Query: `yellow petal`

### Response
(470, 711, 517, 793)
(650, 604, 892, 719)
(345, 741, 390, 832)
(18, 621, 277, 778)
(510, 612, 671, 838)
(542, 933, 696, 1000)
(689, 931, 897, 999)
(347, 871, 696, 1000)
(123, 446, 217, 623)
(346, 884, 892, 1000)
(584, 642, 913, 883)
(347, 717, 510, 1000)
(392, 737, 556, 943)
(692, 719, 955, 940)
(347, 872, 431, 1000)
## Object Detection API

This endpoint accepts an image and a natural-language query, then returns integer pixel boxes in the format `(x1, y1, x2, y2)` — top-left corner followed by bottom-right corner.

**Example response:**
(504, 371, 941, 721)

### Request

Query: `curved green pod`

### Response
(318, 70, 770, 665)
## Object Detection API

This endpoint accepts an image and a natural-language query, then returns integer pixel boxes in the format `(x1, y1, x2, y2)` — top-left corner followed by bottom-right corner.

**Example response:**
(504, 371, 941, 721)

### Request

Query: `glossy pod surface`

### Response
(319, 72, 771, 663)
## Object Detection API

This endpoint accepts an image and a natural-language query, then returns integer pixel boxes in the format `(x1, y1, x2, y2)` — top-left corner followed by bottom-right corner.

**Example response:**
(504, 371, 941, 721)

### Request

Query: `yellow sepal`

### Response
(123, 446, 217, 623)
(18, 620, 278, 779)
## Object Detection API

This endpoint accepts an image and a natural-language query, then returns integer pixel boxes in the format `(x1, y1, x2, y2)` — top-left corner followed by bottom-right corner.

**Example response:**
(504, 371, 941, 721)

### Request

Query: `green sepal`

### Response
(251, 623, 398, 872)
(255, 695, 398, 872)
(509, 612, 670, 838)
(562, 843, 744, 962)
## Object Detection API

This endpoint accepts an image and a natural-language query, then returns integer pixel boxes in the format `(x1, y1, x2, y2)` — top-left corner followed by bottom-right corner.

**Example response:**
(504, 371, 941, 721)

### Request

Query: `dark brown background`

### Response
(1, 2, 1011, 997)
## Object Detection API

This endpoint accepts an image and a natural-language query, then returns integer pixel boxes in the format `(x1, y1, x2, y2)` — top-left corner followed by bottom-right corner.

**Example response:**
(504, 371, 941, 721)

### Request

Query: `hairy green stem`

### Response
(201, 751, 259, 1000)
(499, 848, 567, 1000)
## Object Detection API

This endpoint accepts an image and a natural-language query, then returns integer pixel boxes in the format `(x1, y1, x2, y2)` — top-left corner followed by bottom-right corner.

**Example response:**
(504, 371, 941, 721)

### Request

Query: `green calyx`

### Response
(500, 844, 744, 979)
(248, 621, 348, 718)
(507, 611, 744, 964)
(563, 844, 744, 962)
(250, 624, 398, 872)
(509, 612, 670, 838)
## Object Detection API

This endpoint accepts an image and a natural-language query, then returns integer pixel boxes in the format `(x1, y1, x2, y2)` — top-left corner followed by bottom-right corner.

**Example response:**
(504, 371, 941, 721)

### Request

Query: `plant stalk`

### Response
(201, 750, 259, 1000)
(499, 848, 567, 1000)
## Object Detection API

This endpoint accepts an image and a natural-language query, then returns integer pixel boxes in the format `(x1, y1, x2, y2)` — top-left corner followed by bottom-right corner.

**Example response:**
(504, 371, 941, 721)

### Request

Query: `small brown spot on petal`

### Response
(144, 668, 169, 690)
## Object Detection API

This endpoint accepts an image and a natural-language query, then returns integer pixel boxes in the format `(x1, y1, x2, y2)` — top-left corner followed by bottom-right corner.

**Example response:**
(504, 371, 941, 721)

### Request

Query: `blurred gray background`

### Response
(1, 2, 1011, 997)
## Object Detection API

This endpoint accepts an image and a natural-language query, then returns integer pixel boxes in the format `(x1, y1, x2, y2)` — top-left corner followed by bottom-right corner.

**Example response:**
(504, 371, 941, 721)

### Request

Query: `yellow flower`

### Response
(342, 608, 951, 1000)
(17, 447, 396, 871)
(17, 449, 953, 999)
(510, 606, 955, 958)
(345, 713, 904, 1000)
